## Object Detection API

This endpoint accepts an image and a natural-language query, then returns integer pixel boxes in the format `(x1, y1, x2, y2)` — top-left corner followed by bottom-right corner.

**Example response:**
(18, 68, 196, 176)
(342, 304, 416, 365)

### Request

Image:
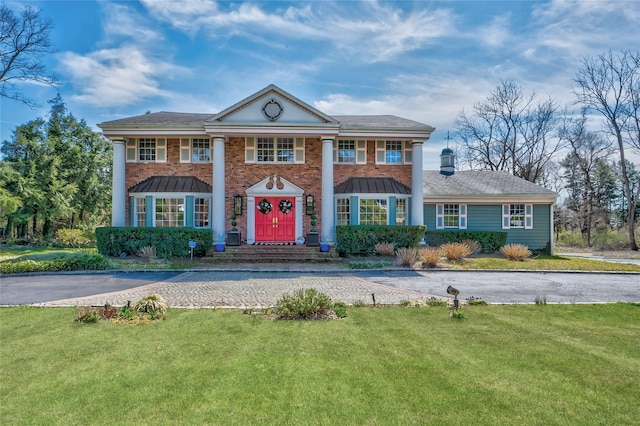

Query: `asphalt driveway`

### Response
(1, 269, 638, 307)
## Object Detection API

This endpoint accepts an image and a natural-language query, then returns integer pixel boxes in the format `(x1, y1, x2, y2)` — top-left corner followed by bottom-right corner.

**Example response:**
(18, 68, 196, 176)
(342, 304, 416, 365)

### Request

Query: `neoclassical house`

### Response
(99, 85, 434, 247)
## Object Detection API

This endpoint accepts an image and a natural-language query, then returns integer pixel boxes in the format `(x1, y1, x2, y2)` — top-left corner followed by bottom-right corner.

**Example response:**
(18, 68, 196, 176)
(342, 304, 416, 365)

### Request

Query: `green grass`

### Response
(455, 254, 640, 272)
(2, 305, 639, 424)
(0, 246, 98, 262)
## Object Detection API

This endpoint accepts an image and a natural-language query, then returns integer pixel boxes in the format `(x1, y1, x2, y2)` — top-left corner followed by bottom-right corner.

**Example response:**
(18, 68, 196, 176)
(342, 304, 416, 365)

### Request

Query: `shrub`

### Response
(441, 242, 473, 261)
(374, 242, 396, 256)
(273, 288, 335, 320)
(461, 239, 481, 256)
(418, 247, 441, 268)
(449, 309, 465, 319)
(592, 228, 630, 250)
(54, 229, 96, 248)
(74, 307, 101, 323)
(500, 243, 532, 261)
(425, 231, 507, 253)
(118, 305, 136, 320)
(396, 247, 418, 266)
(0, 254, 112, 274)
(336, 225, 426, 256)
(133, 294, 168, 319)
(96, 227, 212, 258)
(333, 301, 348, 318)
(426, 298, 448, 307)
(136, 245, 157, 258)
(467, 297, 488, 306)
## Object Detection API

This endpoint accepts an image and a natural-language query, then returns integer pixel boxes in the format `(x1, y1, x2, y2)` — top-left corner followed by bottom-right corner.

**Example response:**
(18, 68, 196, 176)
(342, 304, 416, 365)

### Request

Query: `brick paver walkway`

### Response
(36, 271, 437, 308)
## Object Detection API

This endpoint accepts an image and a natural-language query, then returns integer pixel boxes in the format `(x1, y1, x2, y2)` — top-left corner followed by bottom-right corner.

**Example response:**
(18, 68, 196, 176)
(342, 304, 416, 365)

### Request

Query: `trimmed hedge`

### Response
(96, 227, 212, 258)
(424, 231, 507, 253)
(336, 225, 426, 256)
(0, 254, 112, 274)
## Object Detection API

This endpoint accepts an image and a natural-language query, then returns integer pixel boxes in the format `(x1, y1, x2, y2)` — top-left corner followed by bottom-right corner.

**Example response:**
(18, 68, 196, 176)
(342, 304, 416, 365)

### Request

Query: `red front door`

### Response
(255, 197, 295, 242)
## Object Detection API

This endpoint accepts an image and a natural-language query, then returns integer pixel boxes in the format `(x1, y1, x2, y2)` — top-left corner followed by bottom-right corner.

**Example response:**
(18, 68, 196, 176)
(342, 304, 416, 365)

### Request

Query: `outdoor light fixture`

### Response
(233, 194, 243, 216)
(305, 194, 315, 215)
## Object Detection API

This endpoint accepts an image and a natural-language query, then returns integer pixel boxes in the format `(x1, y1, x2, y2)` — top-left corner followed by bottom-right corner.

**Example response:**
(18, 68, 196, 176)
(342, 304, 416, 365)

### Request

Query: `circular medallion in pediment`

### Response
(262, 98, 283, 121)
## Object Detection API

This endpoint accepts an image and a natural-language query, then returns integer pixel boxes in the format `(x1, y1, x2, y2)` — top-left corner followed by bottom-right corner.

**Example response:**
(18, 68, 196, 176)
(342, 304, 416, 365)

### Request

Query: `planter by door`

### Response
(306, 233, 319, 247)
(227, 232, 241, 246)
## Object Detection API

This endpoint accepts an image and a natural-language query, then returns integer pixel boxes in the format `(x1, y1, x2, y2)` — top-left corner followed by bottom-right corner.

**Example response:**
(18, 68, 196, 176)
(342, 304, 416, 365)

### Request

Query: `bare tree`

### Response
(559, 113, 614, 246)
(454, 79, 563, 184)
(0, 4, 56, 107)
(574, 50, 640, 250)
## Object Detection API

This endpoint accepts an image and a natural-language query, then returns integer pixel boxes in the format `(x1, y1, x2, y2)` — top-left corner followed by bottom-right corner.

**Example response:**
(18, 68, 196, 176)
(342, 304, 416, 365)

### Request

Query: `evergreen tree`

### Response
(0, 96, 112, 238)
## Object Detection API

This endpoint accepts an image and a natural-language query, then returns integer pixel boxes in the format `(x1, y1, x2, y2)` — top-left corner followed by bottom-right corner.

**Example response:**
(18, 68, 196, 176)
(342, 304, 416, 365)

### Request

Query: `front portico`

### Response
(245, 175, 305, 245)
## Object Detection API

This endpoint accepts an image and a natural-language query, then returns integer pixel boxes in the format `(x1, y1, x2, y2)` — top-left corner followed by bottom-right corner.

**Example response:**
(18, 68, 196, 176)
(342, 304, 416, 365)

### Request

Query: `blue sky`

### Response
(1, 0, 639, 169)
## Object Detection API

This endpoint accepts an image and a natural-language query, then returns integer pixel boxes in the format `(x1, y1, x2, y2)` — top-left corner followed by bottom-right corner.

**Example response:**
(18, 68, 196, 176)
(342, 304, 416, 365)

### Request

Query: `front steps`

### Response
(204, 245, 340, 263)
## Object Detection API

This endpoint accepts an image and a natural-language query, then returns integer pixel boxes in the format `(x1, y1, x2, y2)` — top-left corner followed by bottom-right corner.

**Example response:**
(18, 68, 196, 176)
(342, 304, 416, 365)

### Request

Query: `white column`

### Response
(321, 137, 335, 245)
(111, 138, 126, 226)
(212, 136, 226, 245)
(411, 140, 425, 227)
(549, 203, 555, 255)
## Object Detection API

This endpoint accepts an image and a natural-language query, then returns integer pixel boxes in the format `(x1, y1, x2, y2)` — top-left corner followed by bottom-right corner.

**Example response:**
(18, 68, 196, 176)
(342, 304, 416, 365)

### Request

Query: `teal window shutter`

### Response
(350, 196, 358, 225)
(128, 196, 134, 227)
(388, 196, 397, 226)
(146, 196, 154, 227)
(185, 196, 194, 228)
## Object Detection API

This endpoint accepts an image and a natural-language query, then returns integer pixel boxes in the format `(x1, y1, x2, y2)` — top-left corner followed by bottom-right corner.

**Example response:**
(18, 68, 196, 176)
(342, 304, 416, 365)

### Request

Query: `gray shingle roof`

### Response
(423, 170, 557, 200)
(129, 176, 212, 193)
(334, 115, 433, 131)
(99, 112, 215, 127)
(335, 177, 411, 194)
(99, 112, 433, 131)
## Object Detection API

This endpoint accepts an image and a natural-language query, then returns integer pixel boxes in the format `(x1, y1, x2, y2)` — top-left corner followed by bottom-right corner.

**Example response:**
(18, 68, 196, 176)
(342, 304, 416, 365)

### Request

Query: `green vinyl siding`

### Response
(424, 203, 551, 251)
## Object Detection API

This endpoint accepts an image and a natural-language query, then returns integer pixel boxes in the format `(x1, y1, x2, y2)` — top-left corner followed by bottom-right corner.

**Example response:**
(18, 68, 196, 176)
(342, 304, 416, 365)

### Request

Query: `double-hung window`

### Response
(246, 137, 304, 163)
(135, 197, 146, 227)
(396, 198, 407, 225)
(436, 204, 467, 229)
(138, 138, 156, 161)
(192, 138, 210, 162)
(334, 139, 367, 164)
(155, 198, 184, 227)
(337, 140, 355, 163)
(360, 199, 387, 225)
(503, 204, 533, 229)
(194, 197, 210, 228)
(375, 140, 412, 164)
(337, 198, 350, 225)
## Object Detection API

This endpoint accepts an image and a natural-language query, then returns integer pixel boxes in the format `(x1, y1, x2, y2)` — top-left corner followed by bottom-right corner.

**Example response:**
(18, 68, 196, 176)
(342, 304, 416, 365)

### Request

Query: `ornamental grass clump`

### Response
(419, 247, 441, 268)
(136, 245, 157, 259)
(396, 247, 419, 266)
(500, 243, 532, 261)
(461, 239, 481, 256)
(441, 242, 473, 261)
(273, 288, 336, 320)
(374, 242, 396, 257)
(133, 294, 168, 319)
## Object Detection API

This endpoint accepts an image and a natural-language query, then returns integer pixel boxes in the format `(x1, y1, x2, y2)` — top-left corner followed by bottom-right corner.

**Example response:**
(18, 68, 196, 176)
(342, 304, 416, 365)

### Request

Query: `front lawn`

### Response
(1, 304, 638, 424)
(455, 254, 640, 272)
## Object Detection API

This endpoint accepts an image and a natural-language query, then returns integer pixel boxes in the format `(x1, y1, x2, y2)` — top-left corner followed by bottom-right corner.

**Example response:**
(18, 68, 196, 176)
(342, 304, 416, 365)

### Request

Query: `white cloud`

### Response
(477, 14, 511, 48)
(140, 0, 455, 63)
(527, 0, 640, 61)
(57, 46, 185, 107)
(101, 2, 162, 44)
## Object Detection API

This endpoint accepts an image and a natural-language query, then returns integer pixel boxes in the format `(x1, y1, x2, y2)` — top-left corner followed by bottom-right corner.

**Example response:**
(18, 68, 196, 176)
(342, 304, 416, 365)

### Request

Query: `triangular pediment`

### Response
(206, 84, 337, 125)
(245, 174, 305, 196)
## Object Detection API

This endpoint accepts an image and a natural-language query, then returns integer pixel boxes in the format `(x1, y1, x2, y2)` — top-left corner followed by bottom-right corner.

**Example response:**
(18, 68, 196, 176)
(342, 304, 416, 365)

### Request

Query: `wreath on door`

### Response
(279, 199, 293, 214)
(257, 199, 272, 214)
